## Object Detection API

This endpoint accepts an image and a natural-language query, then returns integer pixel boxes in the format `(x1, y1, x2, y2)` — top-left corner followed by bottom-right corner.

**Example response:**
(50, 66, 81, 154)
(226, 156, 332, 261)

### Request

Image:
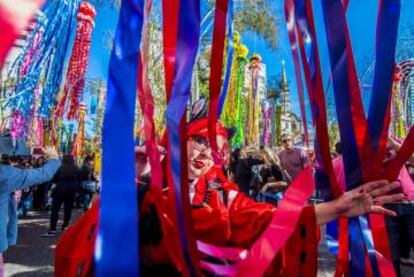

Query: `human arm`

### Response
(0, 159, 61, 193)
(261, 181, 288, 192)
(0, 147, 60, 193)
(314, 180, 405, 225)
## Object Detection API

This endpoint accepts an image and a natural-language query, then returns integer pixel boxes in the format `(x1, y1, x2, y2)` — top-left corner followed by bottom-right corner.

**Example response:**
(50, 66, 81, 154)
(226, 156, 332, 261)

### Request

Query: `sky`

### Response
(85, 0, 414, 126)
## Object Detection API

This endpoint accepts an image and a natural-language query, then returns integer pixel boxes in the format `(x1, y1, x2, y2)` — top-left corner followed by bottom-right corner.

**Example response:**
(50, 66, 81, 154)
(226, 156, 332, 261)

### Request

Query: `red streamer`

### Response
(55, 2, 96, 120)
(161, 0, 199, 275)
(208, 0, 229, 165)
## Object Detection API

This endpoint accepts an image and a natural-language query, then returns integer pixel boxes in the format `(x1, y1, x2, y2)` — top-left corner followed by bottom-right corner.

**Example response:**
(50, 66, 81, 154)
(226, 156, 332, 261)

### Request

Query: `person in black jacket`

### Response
(43, 154, 81, 237)
(234, 149, 264, 197)
(79, 156, 97, 211)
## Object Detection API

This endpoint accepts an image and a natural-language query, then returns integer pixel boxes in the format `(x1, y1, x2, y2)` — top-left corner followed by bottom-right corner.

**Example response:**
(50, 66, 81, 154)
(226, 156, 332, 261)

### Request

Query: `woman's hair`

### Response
(62, 154, 76, 166)
(260, 146, 280, 166)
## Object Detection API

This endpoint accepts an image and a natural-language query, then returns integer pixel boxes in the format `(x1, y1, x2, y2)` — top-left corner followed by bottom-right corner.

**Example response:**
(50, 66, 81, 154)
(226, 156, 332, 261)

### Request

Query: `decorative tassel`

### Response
(35, 117, 44, 147)
(221, 32, 241, 128)
(71, 103, 87, 158)
(232, 45, 249, 148)
(55, 2, 96, 120)
(275, 104, 282, 146)
(246, 54, 262, 146)
(392, 67, 406, 138)
(262, 100, 271, 146)
(10, 110, 25, 143)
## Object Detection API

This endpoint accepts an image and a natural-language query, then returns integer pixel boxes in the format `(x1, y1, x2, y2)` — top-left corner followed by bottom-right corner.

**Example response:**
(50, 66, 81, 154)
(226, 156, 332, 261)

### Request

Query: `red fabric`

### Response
(55, 167, 319, 276)
(55, 200, 99, 277)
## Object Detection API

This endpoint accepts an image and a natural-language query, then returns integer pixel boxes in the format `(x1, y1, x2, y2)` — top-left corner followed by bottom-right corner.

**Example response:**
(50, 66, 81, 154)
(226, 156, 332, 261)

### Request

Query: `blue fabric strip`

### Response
(321, 0, 362, 189)
(359, 216, 380, 276)
(367, 0, 401, 152)
(165, 0, 201, 276)
(96, 0, 144, 275)
(349, 217, 367, 277)
(326, 221, 339, 255)
(218, 0, 234, 117)
(321, 0, 372, 275)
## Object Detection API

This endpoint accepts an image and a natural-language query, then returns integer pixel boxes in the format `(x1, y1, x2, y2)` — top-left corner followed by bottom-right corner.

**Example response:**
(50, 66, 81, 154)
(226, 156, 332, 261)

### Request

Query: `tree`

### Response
(233, 0, 279, 50)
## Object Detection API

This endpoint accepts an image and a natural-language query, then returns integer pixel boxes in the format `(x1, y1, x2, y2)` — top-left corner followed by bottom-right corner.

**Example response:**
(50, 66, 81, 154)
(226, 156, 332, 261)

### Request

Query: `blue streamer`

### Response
(359, 216, 380, 276)
(349, 217, 367, 277)
(367, 0, 401, 152)
(218, 0, 234, 117)
(326, 221, 339, 254)
(320, 0, 374, 275)
(165, 0, 201, 275)
(96, 0, 144, 275)
(321, 1, 401, 276)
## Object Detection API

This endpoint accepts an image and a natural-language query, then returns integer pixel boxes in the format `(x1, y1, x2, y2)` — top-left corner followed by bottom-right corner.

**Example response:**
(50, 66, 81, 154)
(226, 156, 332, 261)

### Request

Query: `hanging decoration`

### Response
(6, 0, 80, 142)
(42, 118, 52, 147)
(391, 67, 407, 138)
(33, 116, 44, 147)
(261, 100, 271, 146)
(245, 54, 266, 146)
(55, 2, 96, 120)
(71, 103, 87, 159)
(10, 110, 25, 142)
(221, 31, 241, 128)
(275, 104, 282, 146)
(231, 44, 249, 148)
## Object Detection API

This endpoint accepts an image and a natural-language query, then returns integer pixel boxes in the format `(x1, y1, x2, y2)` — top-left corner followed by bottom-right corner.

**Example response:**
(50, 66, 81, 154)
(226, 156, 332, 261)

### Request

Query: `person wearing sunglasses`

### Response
(278, 133, 309, 182)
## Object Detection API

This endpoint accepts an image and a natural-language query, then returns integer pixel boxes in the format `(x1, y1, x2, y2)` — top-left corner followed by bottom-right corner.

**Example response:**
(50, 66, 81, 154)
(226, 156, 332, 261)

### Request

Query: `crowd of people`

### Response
(0, 149, 99, 276)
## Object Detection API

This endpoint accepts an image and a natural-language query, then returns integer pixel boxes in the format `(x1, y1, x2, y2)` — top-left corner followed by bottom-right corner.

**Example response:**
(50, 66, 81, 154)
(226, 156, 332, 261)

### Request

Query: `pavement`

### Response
(3, 210, 414, 276)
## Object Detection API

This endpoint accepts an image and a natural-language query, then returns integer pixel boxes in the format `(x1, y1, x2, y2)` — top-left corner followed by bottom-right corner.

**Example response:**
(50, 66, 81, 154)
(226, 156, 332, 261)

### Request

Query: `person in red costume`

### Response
(55, 118, 405, 277)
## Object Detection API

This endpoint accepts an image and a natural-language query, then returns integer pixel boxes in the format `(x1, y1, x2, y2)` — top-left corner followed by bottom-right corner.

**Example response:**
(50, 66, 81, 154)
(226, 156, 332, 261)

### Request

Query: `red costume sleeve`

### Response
(55, 200, 99, 277)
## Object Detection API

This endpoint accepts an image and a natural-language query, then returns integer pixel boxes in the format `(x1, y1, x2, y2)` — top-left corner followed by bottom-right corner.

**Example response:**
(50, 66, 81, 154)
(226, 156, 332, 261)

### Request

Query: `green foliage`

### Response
(233, 0, 279, 51)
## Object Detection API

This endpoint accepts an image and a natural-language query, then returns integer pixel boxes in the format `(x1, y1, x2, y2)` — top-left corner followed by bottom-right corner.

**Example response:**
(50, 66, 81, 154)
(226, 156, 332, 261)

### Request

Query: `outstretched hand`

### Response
(334, 180, 405, 218)
(315, 180, 406, 225)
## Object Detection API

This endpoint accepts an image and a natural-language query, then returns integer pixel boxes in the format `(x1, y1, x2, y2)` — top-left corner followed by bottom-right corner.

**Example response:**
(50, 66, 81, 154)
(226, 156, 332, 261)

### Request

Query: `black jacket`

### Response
(52, 164, 81, 196)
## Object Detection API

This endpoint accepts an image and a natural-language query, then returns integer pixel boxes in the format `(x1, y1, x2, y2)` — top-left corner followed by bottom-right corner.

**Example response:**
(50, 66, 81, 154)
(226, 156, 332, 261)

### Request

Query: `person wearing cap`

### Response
(55, 119, 405, 276)
(0, 147, 60, 276)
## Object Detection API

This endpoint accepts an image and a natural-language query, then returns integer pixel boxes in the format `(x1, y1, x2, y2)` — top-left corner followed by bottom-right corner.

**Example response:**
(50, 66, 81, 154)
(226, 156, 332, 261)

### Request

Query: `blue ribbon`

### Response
(321, 0, 374, 275)
(218, 0, 234, 117)
(367, 0, 401, 152)
(165, 0, 201, 276)
(321, 1, 401, 276)
(348, 217, 367, 277)
(96, 0, 144, 276)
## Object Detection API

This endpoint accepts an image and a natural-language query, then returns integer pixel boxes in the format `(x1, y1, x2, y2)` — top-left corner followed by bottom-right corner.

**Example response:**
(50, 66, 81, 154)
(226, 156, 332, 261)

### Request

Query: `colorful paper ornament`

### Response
(261, 100, 271, 145)
(71, 103, 87, 158)
(55, 2, 96, 120)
